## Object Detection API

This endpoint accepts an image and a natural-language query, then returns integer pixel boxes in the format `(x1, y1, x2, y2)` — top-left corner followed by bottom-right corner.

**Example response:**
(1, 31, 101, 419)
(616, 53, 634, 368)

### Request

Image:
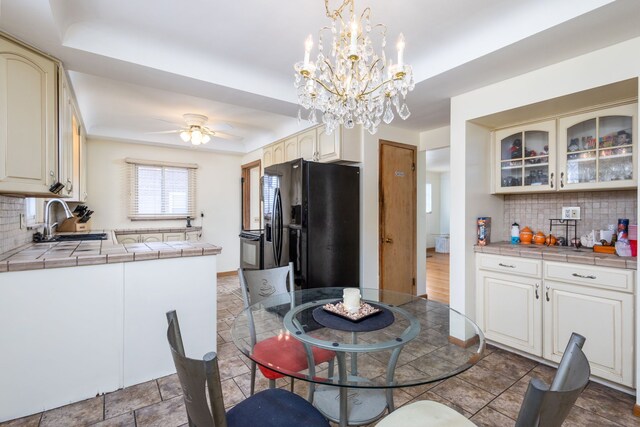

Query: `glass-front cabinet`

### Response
(494, 120, 556, 193)
(558, 104, 636, 190)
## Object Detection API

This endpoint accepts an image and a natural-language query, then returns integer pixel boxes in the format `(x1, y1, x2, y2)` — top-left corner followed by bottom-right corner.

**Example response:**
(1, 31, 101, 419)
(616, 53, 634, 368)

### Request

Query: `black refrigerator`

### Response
(263, 158, 359, 289)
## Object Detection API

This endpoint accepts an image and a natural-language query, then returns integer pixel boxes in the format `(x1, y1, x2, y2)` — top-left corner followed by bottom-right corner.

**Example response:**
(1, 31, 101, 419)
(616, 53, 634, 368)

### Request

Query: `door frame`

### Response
(378, 140, 417, 292)
(241, 159, 261, 230)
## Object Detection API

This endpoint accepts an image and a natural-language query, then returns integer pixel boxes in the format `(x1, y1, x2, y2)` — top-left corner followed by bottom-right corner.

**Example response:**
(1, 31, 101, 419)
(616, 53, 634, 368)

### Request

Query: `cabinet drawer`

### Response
(476, 254, 542, 278)
(544, 261, 634, 293)
(163, 232, 186, 242)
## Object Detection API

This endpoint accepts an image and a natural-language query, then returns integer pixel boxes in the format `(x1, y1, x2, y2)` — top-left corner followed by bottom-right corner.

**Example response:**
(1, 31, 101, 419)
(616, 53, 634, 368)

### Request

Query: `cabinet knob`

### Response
(550, 172, 554, 189)
(385, 237, 393, 244)
(572, 273, 596, 280)
(560, 172, 564, 188)
(545, 285, 550, 302)
(535, 283, 540, 300)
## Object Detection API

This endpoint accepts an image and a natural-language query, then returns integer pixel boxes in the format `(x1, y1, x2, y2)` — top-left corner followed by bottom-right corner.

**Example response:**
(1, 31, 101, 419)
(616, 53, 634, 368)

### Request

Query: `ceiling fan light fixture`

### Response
(179, 131, 190, 142)
(190, 129, 203, 145)
(202, 134, 211, 144)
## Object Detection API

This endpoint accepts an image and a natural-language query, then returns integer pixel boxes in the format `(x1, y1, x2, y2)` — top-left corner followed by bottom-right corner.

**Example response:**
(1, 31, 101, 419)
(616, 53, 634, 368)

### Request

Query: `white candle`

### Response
(304, 34, 313, 67)
(343, 288, 361, 312)
(349, 19, 358, 55)
(397, 33, 405, 67)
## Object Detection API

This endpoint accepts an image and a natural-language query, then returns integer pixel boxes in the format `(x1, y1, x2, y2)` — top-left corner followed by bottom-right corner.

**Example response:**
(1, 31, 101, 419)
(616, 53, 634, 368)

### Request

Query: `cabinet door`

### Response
(117, 234, 140, 244)
(317, 126, 341, 162)
(263, 146, 273, 168)
(186, 231, 201, 242)
(284, 137, 298, 161)
(558, 104, 637, 191)
(79, 126, 88, 202)
(163, 232, 186, 242)
(141, 233, 163, 243)
(298, 129, 317, 161)
(0, 38, 57, 195)
(476, 270, 542, 356)
(58, 71, 73, 198)
(272, 141, 285, 165)
(494, 120, 556, 194)
(543, 281, 634, 387)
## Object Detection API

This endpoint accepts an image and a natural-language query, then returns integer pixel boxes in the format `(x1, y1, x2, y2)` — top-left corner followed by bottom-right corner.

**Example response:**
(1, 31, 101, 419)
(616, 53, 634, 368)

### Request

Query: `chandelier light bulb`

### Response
(349, 19, 358, 54)
(180, 131, 190, 142)
(202, 134, 211, 144)
(304, 34, 313, 67)
(397, 33, 406, 68)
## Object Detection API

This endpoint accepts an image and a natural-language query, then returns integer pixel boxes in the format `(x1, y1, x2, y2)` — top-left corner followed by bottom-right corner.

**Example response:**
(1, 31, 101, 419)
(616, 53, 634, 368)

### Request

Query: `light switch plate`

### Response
(561, 207, 581, 220)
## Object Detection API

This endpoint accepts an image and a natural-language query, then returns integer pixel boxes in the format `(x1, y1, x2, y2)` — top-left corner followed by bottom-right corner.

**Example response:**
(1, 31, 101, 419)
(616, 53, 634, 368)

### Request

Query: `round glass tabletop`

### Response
(231, 287, 485, 389)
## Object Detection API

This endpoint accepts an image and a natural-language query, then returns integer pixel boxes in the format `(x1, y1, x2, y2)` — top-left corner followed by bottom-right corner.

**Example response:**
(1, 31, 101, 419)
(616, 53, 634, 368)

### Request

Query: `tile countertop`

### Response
(0, 237, 222, 273)
(474, 242, 636, 270)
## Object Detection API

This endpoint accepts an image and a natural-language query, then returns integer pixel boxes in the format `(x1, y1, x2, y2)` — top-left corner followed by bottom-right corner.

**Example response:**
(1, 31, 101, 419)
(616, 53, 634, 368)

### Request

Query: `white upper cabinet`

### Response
(272, 141, 285, 165)
(284, 136, 299, 162)
(263, 145, 274, 168)
(297, 129, 316, 161)
(494, 120, 556, 194)
(557, 104, 636, 191)
(0, 37, 57, 195)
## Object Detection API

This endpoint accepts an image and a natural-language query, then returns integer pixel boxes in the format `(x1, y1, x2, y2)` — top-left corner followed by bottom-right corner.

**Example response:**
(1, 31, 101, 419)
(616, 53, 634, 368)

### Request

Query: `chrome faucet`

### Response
(43, 199, 74, 239)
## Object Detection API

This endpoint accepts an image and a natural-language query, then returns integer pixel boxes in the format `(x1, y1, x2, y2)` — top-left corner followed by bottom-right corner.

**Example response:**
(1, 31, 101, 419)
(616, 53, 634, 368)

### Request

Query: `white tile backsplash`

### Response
(504, 190, 637, 240)
(0, 196, 33, 254)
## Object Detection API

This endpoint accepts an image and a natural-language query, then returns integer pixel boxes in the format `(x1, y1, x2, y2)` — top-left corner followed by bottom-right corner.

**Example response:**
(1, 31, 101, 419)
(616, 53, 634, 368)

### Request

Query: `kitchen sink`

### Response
(54, 233, 108, 241)
(33, 233, 109, 243)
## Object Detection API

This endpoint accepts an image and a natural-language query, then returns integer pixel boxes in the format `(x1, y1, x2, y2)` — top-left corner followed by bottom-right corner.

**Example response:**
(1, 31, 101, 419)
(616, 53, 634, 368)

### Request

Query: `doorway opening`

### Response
(241, 160, 261, 231)
(425, 147, 450, 304)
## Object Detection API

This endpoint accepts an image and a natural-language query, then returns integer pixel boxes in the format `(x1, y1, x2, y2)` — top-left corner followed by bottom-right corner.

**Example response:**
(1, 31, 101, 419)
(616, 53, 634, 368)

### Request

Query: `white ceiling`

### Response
(1, 0, 639, 154)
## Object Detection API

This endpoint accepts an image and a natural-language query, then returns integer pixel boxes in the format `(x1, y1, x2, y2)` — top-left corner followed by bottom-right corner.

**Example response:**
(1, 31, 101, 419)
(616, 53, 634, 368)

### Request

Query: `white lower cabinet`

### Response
(476, 253, 635, 387)
(476, 270, 542, 356)
(543, 280, 633, 386)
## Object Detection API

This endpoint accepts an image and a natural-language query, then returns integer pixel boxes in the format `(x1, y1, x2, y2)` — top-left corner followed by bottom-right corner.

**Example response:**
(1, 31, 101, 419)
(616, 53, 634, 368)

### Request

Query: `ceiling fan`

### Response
(150, 113, 242, 145)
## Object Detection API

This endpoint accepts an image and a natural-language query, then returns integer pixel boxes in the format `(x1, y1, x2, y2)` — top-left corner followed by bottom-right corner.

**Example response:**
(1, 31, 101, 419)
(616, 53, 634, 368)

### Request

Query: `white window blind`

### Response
(127, 159, 197, 220)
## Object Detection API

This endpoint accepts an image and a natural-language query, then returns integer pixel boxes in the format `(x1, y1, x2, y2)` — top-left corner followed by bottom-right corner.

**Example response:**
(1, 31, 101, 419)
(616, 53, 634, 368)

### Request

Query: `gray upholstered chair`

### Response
(376, 333, 590, 427)
(166, 310, 330, 427)
(238, 263, 334, 400)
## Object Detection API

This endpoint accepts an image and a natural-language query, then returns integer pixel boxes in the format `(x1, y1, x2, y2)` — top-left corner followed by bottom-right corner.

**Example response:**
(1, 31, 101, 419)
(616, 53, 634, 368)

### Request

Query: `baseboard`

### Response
(448, 334, 479, 349)
(217, 271, 237, 277)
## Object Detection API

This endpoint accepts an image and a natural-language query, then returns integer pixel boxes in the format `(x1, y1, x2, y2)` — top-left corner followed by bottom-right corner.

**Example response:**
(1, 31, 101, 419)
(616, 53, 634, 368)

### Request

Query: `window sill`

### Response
(129, 216, 192, 221)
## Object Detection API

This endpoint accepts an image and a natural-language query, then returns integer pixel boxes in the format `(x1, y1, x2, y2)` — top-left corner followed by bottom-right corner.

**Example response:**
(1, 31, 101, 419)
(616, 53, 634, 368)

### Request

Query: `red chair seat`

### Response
(253, 335, 335, 380)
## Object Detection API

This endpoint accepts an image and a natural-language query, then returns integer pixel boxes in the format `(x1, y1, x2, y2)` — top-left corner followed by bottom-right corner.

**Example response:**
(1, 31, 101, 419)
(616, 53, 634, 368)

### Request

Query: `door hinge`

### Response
(411, 163, 415, 172)
(412, 277, 416, 287)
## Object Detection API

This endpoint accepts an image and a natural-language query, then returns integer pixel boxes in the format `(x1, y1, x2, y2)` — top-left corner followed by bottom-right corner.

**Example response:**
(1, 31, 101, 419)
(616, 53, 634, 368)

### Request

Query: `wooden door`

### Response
(379, 141, 416, 294)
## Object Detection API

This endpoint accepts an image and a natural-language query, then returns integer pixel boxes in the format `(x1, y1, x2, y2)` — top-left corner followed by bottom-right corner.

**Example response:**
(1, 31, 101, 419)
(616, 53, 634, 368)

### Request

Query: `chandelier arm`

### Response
(359, 78, 396, 97)
(325, 0, 353, 19)
(322, 60, 346, 96)
(306, 75, 342, 97)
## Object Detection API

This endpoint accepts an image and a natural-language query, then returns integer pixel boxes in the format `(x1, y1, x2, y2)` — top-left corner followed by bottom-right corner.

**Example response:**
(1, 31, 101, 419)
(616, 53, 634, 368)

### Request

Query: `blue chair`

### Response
(166, 310, 330, 427)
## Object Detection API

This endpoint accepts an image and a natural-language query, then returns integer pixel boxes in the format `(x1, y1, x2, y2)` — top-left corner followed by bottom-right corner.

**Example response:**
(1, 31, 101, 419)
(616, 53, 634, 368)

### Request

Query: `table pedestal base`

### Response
(313, 376, 388, 426)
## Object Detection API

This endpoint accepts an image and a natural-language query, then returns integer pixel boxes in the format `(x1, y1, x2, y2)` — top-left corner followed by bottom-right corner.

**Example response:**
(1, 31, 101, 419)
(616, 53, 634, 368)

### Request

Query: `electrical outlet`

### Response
(561, 207, 581, 220)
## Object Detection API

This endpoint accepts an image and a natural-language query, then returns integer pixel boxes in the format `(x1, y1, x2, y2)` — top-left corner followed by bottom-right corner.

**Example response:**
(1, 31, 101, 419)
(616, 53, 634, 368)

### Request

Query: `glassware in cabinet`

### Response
(494, 120, 556, 193)
(559, 104, 636, 190)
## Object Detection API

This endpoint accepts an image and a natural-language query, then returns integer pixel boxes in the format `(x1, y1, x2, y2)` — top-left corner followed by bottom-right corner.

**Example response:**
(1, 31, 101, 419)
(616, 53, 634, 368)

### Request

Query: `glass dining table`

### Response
(231, 287, 485, 427)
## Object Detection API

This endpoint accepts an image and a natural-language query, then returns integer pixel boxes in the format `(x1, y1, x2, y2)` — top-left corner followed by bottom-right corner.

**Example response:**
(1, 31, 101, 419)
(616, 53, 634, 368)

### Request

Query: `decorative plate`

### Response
(322, 301, 382, 322)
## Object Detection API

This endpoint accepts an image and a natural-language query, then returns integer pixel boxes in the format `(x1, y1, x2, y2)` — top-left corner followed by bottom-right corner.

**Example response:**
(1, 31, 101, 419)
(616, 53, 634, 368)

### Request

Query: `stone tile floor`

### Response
(3, 274, 640, 427)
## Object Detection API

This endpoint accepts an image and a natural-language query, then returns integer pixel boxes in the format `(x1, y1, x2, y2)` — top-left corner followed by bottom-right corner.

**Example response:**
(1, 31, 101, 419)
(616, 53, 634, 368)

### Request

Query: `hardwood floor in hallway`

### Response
(426, 249, 450, 305)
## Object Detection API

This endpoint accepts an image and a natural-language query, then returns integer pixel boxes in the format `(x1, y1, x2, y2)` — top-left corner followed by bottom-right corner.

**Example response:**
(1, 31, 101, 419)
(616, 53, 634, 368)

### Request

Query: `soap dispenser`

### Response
(511, 222, 520, 244)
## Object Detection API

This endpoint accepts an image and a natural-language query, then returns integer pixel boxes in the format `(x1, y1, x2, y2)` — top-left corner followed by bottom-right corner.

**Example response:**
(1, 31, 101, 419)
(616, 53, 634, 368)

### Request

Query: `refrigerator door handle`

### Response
(273, 188, 283, 265)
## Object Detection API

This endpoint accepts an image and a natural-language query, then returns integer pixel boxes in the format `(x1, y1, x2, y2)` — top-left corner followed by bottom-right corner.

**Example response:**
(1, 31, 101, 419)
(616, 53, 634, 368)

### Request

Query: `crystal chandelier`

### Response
(294, 0, 414, 135)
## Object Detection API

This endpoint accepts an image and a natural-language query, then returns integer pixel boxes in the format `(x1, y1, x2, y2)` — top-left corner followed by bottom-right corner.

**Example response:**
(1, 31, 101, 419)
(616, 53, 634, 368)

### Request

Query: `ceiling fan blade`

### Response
(208, 122, 233, 132)
(212, 131, 243, 141)
(145, 130, 182, 134)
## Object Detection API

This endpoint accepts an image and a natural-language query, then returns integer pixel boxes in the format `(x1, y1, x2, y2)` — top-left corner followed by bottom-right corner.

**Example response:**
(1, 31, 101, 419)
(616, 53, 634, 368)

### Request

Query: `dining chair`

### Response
(166, 310, 330, 427)
(376, 333, 590, 427)
(238, 263, 335, 400)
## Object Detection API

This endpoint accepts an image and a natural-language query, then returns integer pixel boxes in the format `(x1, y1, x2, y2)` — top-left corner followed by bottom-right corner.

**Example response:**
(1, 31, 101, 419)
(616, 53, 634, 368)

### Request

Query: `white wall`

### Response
(360, 125, 426, 295)
(425, 171, 441, 248)
(420, 126, 450, 151)
(86, 138, 242, 272)
(450, 37, 640, 350)
(440, 172, 451, 234)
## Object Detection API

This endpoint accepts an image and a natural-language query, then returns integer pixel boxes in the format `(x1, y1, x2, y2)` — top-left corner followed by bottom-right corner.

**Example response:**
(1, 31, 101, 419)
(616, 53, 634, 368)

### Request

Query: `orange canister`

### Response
(545, 234, 557, 246)
(533, 231, 546, 245)
(520, 227, 533, 245)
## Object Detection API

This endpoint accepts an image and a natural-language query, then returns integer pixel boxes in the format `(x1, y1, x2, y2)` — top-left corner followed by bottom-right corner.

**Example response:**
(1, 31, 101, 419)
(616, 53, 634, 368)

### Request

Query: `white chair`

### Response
(377, 333, 590, 427)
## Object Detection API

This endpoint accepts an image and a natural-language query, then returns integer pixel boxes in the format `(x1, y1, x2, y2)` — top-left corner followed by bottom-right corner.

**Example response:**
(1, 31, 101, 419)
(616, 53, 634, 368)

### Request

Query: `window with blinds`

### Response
(127, 159, 197, 219)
